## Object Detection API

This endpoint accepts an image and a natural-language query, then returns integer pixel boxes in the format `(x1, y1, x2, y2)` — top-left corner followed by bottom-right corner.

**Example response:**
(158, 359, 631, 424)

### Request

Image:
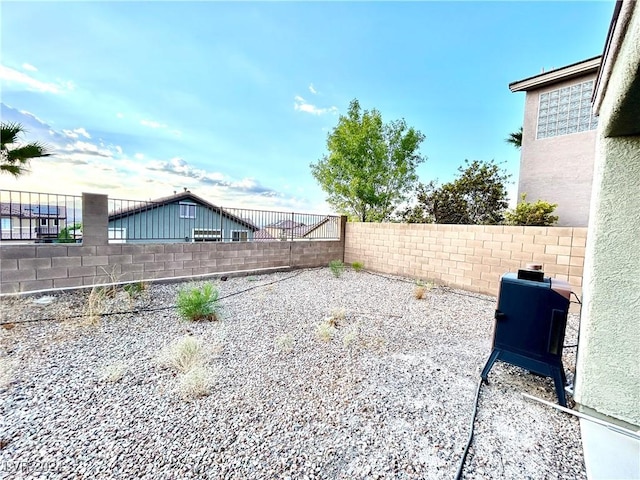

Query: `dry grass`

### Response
(178, 365, 215, 400)
(161, 335, 204, 373)
(98, 265, 122, 298)
(275, 334, 295, 353)
(100, 362, 127, 383)
(84, 287, 106, 325)
(414, 286, 426, 300)
(316, 322, 337, 342)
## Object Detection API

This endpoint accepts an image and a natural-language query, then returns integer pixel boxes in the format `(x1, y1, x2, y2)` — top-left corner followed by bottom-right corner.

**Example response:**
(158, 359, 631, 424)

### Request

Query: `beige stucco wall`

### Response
(520, 74, 597, 227)
(574, 4, 640, 427)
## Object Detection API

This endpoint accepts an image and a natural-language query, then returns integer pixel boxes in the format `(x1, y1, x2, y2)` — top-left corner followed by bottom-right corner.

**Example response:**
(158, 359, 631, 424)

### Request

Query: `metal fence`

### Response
(108, 196, 340, 243)
(0, 190, 83, 243)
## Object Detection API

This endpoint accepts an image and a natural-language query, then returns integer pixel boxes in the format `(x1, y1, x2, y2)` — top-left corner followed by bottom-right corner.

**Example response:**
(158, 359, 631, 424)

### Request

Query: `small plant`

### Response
(414, 286, 426, 300)
(100, 362, 127, 383)
(505, 193, 559, 226)
(124, 281, 147, 297)
(176, 282, 220, 321)
(351, 261, 364, 273)
(342, 328, 358, 348)
(329, 260, 345, 278)
(56, 222, 82, 243)
(178, 365, 214, 400)
(275, 334, 295, 353)
(162, 335, 204, 373)
(316, 322, 337, 342)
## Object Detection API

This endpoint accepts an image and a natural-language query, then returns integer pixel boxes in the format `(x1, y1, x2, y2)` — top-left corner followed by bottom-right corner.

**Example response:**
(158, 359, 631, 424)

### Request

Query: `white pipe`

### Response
(0, 265, 292, 298)
(522, 392, 640, 440)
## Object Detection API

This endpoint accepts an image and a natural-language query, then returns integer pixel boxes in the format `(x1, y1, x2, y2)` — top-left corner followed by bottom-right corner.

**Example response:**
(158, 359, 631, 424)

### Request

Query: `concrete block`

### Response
(82, 256, 109, 267)
(54, 277, 84, 289)
(1, 269, 36, 282)
(0, 246, 36, 259)
(35, 246, 69, 258)
(68, 266, 97, 277)
(0, 259, 18, 271)
(20, 279, 53, 292)
(52, 257, 82, 268)
(19, 258, 51, 269)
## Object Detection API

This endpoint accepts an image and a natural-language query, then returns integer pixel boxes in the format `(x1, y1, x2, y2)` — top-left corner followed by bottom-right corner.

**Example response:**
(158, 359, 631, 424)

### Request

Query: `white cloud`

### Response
(135, 153, 145, 160)
(64, 140, 113, 158)
(0, 65, 73, 94)
(22, 63, 38, 72)
(62, 127, 91, 139)
(294, 95, 338, 116)
(115, 146, 123, 155)
(140, 119, 167, 129)
(309, 83, 317, 94)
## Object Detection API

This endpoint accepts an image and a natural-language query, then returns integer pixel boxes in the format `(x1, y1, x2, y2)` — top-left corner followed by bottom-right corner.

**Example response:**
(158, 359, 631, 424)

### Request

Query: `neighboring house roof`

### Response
(0, 203, 66, 218)
(254, 229, 277, 241)
(291, 216, 333, 237)
(108, 191, 258, 231)
(265, 219, 305, 229)
(509, 56, 602, 92)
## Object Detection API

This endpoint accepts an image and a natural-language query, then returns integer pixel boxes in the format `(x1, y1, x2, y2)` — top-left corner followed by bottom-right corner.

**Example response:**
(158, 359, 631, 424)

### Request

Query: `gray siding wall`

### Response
(108, 202, 254, 242)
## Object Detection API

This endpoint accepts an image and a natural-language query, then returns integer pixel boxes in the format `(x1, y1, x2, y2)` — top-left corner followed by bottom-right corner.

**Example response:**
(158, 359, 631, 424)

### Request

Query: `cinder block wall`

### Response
(345, 223, 586, 298)
(0, 194, 346, 295)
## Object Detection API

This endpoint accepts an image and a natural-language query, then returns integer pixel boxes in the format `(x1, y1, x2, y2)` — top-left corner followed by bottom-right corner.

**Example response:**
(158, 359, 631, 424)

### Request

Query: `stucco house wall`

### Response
(511, 59, 600, 227)
(574, 0, 640, 428)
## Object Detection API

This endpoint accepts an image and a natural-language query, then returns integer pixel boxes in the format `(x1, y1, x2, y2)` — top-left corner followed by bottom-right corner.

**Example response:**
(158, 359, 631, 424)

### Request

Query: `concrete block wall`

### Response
(345, 223, 587, 299)
(0, 240, 343, 294)
(0, 193, 346, 295)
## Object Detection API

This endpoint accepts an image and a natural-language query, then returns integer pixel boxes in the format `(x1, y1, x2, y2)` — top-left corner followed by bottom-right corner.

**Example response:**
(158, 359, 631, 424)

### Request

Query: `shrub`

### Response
(124, 281, 147, 298)
(176, 283, 220, 321)
(504, 193, 559, 226)
(351, 261, 364, 272)
(84, 286, 105, 325)
(329, 260, 345, 278)
(414, 286, 426, 300)
(327, 308, 346, 327)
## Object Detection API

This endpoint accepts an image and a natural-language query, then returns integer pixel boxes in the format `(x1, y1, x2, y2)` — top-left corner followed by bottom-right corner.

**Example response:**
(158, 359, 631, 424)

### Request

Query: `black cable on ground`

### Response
(1, 269, 308, 325)
(455, 377, 484, 480)
(364, 270, 496, 303)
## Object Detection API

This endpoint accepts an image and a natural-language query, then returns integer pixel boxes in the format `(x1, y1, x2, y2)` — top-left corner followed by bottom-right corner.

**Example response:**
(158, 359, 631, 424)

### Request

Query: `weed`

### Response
(98, 265, 121, 298)
(342, 328, 358, 348)
(329, 260, 345, 278)
(316, 322, 337, 342)
(351, 261, 364, 272)
(123, 281, 147, 298)
(178, 365, 214, 400)
(414, 286, 426, 300)
(275, 334, 294, 353)
(100, 362, 127, 383)
(176, 283, 220, 321)
(84, 286, 105, 325)
(327, 308, 346, 327)
(162, 335, 204, 373)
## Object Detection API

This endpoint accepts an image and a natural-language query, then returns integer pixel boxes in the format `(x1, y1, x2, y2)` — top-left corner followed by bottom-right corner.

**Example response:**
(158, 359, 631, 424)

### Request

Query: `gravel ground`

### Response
(0, 267, 585, 479)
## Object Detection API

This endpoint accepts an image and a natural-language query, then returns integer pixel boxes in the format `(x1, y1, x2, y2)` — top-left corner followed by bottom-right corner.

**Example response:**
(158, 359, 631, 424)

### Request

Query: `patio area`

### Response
(0, 268, 585, 479)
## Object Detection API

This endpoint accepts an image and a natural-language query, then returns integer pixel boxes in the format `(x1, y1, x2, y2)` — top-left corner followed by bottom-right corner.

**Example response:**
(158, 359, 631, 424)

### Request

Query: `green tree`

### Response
(402, 160, 511, 225)
(1, 122, 51, 177)
(504, 193, 558, 226)
(505, 127, 523, 149)
(310, 99, 426, 222)
(56, 223, 82, 243)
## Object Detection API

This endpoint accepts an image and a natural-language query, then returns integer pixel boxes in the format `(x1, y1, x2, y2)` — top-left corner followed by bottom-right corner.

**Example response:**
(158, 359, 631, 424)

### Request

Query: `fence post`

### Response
(340, 216, 347, 262)
(82, 193, 109, 246)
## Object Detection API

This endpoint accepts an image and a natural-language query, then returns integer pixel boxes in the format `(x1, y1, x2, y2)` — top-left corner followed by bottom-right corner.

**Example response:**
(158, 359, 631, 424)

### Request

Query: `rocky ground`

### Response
(0, 267, 585, 479)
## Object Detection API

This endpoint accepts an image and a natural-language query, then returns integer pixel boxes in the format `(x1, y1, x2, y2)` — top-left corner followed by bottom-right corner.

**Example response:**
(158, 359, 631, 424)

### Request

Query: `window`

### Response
(193, 229, 222, 242)
(1, 218, 10, 231)
(39, 218, 59, 226)
(537, 80, 598, 139)
(231, 230, 248, 242)
(179, 203, 197, 219)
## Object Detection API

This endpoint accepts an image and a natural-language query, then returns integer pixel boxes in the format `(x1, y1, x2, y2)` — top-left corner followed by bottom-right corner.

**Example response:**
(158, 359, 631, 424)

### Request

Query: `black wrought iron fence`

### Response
(0, 190, 83, 243)
(108, 196, 340, 243)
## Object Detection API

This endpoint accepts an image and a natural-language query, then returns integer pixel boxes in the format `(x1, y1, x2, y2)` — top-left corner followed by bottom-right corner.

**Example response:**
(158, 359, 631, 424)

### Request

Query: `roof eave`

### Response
(509, 56, 602, 92)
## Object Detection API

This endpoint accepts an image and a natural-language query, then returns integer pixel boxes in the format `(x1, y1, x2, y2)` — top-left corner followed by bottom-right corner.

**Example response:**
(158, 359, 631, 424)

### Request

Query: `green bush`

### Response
(56, 223, 82, 243)
(329, 260, 345, 278)
(351, 261, 364, 272)
(505, 194, 559, 226)
(176, 283, 220, 321)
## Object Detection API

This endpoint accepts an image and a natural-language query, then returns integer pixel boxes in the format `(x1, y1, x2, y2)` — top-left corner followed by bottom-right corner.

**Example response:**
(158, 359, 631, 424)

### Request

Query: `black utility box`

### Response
(481, 272, 571, 406)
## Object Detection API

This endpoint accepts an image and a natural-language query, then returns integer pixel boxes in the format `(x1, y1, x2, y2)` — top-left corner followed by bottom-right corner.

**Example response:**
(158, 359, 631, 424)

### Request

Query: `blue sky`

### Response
(1, 1, 614, 213)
